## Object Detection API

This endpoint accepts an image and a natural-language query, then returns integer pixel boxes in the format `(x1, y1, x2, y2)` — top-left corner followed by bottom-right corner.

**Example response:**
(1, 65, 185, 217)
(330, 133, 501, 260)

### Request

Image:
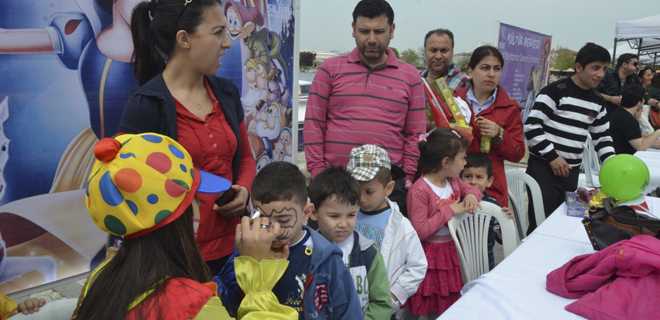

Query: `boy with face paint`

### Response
(216, 162, 362, 320)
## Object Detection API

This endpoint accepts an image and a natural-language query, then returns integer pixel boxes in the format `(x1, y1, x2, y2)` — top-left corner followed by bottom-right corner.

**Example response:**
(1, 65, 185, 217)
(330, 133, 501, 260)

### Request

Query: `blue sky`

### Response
(300, 0, 660, 54)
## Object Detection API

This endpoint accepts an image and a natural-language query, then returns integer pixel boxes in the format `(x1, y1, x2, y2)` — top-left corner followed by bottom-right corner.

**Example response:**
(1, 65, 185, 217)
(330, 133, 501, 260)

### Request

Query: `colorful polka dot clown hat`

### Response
(85, 133, 231, 238)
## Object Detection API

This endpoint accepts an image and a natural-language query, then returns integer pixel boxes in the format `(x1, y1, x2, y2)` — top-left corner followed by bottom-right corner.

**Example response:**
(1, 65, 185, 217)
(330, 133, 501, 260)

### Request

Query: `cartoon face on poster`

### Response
(0, 0, 140, 205)
(217, 0, 295, 165)
(0, 0, 296, 293)
(0, 0, 139, 294)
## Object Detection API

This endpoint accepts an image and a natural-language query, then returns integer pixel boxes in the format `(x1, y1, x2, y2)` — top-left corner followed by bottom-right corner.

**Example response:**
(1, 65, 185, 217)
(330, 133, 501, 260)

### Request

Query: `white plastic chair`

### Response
(448, 201, 519, 283)
(507, 190, 524, 240)
(505, 168, 546, 237)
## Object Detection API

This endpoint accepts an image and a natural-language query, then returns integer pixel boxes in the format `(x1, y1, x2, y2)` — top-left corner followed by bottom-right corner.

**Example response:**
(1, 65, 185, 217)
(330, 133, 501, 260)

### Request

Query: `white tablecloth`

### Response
(635, 150, 660, 191)
(439, 197, 660, 320)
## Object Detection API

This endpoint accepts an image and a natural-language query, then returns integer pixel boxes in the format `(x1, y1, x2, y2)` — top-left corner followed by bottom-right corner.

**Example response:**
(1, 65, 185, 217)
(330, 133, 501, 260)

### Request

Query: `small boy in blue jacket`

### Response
(215, 162, 363, 319)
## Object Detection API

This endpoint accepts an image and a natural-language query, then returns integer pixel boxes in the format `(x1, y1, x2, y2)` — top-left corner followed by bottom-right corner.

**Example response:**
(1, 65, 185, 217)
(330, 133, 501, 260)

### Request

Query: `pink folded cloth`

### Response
(546, 235, 660, 320)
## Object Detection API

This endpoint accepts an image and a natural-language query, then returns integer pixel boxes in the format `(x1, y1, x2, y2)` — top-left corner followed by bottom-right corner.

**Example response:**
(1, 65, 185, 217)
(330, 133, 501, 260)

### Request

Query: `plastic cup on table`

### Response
(566, 191, 588, 217)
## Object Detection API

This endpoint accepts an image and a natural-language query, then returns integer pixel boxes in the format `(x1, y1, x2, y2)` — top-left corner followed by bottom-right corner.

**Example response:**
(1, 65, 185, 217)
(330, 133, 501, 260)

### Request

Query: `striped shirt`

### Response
(467, 87, 498, 115)
(303, 48, 426, 180)
(524, 77, 615, 167)
(420, 64, 469, 91)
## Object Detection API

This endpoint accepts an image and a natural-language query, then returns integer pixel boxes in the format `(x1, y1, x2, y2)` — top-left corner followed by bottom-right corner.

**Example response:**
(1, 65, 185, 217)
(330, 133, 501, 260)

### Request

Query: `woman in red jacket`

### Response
(119, 0, 256, 274)
(454, 46, 525, 206)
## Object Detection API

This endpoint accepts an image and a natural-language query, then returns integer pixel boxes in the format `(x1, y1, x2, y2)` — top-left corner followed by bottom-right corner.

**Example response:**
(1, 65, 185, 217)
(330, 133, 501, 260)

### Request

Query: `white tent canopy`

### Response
(614, 15, 660, 66)
(616, 15, 660, 39)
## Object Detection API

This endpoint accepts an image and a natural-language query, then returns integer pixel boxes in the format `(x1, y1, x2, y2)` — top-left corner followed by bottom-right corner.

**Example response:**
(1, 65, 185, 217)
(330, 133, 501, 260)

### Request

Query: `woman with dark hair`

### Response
(119, 0, 256, 274)
(454, 45, 525, 207)
(639, 67, 654, 89)
(645, 70, 660, 107)
(639, 67, 658, 105)
(636, 67, 657, 134)
(73, 133, 296, 319)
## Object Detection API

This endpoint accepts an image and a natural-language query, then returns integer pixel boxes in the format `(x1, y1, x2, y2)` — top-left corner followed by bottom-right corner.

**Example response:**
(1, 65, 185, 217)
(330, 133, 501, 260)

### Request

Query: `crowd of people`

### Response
(2, 0, 660, 319)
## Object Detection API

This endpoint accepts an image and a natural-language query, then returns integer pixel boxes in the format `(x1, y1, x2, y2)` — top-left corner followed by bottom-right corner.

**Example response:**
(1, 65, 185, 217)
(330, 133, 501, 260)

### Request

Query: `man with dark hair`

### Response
(598, 53, 640, 111)
(351, 0, 395, 25)
(524, 42, 615, 232)
(421, 28, 468, 91)
(610, 84, 660, 154)
(421, 28, 470, 131)
(304, 0, 425, 214)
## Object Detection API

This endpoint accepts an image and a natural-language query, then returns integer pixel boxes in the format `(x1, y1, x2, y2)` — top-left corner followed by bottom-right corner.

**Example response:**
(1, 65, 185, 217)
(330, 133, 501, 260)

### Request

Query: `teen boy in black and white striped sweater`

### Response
(524, 42, 615, 232)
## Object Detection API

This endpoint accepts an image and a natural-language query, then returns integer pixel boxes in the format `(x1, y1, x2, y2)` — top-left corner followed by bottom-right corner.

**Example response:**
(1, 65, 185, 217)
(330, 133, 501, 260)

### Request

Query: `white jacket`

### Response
(381, 199, 427, 309)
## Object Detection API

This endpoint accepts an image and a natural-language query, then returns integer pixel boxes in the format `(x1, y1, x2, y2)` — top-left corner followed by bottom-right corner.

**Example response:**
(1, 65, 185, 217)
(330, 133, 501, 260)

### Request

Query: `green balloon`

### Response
(599, 154, 650, 202)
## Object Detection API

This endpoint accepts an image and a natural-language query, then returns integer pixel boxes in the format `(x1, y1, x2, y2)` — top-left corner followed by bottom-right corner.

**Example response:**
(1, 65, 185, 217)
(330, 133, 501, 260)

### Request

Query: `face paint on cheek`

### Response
(276, 230, 290, 242)
(257, 205, 301, 244)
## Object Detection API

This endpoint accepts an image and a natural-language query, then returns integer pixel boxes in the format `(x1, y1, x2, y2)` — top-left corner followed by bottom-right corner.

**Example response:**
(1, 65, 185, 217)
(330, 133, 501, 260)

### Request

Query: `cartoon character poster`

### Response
(218, 0, 295, 167)
(0, 0, 296, 294)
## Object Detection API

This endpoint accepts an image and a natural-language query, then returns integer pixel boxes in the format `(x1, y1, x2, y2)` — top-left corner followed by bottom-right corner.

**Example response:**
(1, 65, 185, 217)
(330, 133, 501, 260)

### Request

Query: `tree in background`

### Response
(552, 47, 577, 71)
(454, 54, 470, 73)
(390, 47, 400, 58)
(300, 51, 316, 69)
(400, 48, 423, 68)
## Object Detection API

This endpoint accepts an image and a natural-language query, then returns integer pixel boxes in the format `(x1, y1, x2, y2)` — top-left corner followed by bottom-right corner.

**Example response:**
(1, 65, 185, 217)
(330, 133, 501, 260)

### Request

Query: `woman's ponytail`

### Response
(130, 2, 166, 85)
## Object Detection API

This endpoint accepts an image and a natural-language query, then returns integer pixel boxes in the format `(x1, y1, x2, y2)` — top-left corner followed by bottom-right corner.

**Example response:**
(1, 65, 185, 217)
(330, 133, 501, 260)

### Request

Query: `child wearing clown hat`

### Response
(73, 133, 296, 319)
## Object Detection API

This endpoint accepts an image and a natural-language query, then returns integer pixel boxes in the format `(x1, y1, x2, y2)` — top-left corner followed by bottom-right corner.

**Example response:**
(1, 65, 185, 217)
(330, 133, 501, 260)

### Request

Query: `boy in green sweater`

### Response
(309, 167, 391, 320)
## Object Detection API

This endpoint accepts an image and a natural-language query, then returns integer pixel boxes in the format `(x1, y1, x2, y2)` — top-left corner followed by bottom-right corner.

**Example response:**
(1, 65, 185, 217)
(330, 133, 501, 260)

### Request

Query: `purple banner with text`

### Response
(497, 23, 552, 117)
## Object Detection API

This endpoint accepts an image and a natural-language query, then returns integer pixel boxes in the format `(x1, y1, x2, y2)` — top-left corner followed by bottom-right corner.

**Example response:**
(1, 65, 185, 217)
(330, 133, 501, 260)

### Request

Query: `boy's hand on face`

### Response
(236, 216, 289, 261)
(270, 242, 289, 260)
(269, 235, 290, 260)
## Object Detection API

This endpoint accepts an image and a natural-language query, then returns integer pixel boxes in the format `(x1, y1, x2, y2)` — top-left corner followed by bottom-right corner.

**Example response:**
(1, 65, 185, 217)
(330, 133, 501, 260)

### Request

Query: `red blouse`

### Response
(174, 80, 256, 260)
(175, 91, 237, 182)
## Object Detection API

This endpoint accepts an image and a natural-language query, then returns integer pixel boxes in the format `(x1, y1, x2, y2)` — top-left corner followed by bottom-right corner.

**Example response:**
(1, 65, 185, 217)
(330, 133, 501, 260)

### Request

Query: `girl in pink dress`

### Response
(405, 128, 482, 317)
